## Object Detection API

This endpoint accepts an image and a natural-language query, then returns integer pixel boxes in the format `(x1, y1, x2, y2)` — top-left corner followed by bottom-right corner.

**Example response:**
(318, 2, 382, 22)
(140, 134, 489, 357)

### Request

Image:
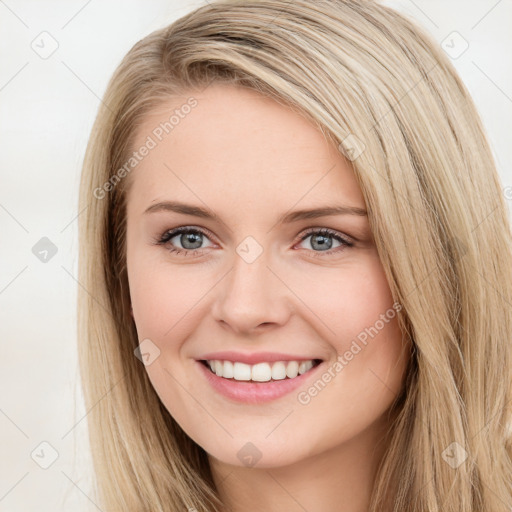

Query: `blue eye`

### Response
(296, 228, 353, 258)
(154, 226, 353, 258)
(155, 226, 214, 256)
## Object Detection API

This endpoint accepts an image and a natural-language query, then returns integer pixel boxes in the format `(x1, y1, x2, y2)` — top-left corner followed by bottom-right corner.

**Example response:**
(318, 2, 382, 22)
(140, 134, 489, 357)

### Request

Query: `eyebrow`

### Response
(144, 200, 367, 223)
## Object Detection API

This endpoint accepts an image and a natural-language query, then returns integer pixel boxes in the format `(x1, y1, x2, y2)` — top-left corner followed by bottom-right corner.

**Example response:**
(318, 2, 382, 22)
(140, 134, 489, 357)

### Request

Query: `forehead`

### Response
(126, 83, 365, 215)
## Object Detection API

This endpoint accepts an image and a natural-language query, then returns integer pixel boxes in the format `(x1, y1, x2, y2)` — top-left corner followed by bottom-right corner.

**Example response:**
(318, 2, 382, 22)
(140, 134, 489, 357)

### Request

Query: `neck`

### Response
(208, 416, 392, 512)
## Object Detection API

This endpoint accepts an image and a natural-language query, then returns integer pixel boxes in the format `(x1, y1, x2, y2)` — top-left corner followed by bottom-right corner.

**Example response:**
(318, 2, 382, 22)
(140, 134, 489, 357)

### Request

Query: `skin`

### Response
(125, 83, 410, 512)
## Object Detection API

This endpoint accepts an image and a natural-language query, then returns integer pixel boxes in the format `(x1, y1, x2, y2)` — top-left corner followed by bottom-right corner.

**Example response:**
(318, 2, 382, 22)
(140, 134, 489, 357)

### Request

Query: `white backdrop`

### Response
(0, 1, 510, 511)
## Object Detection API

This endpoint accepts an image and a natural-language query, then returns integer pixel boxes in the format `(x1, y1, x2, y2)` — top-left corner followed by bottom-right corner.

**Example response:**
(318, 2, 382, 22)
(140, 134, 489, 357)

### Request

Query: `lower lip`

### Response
(195, 360, 323, 404)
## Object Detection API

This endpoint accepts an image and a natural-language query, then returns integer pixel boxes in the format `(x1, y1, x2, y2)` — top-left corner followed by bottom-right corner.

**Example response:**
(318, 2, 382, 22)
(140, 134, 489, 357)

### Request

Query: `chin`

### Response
(204, 437, 309, 469)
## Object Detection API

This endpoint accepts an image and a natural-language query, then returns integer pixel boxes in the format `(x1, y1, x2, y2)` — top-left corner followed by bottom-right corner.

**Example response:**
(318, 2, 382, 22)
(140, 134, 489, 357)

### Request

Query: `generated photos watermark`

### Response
(93, 96, 198, 200)
(297, 301, 403, 405)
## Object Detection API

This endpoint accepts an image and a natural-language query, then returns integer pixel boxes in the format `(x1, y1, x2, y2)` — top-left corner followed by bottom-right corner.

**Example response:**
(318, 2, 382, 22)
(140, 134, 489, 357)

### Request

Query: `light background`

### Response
(0, 1, 510, 511)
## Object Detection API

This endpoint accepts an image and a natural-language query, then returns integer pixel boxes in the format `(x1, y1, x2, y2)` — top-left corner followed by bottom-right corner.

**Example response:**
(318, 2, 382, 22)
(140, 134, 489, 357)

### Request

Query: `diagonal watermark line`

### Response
(367, 163, 426, 219)
(472, 61, 512, 105)
(266, 163, 337, 235)
(471, 0, 504, 30)
(60, 267, 134, 352)
(61, 265, 113, 319)
(470, 261, 512, 309)
(197, 74, 218, 94)
(370, 62, 439, 131)
(61, 0, 94, 29)
(61, 60, 114, 114)
(399, 201, 505, 310)
(163, 162, 233, 235)
(469, 395, 512, 442)
(470, 203, 499, 234)
(61, 204, 89, 233)
(368, 367, 399, 397)
(263, 0, 296, 31)
(164, 267, 234, 337)
(0, 408, 29, 438)
(265, 471, 311, 511)
(407, 0, 439, 29)
(410, 476, 436, 508)
(163, 366, 234, 438)
(0, 0, 29, 28)
(0, 472, 30, 503)
(481, 480, 511, 509)
(217, 469, 234, 486)
(0, 61, 29, 92)
(417, 411, 442, 449)
(402, 264, 437, 301)
(61, 470, 105, 511)
(0, 203, 29, 232)
(265, 265, 337, 336)
(61, 371, 128, 439)
(265, 410, 294, 438)
(0, 265, 28, 295)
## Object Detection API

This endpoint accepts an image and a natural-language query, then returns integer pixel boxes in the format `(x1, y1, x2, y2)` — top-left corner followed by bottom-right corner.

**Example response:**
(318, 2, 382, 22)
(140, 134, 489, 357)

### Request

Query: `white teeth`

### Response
(205, 359, 317, 382)
(251, 362, 271, 382)
(271, 361, 287, 380)
(286, 360, 299, 378)
(299, 361, 311, 375)
(233, 362, 251, 381)
(223, 360, 234, 379)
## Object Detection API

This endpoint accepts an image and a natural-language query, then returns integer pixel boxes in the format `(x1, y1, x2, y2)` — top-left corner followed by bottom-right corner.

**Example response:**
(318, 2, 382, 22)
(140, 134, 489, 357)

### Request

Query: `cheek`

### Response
(295, 255, 397, 348)
(322, 264, 405, 401)
(127, 254, 215, 341)
(294, 255, 406, 392)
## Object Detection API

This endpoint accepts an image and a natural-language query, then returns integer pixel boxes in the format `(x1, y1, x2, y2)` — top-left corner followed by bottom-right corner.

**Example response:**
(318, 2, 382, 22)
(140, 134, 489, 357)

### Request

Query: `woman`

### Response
(77, 1, 512, 511)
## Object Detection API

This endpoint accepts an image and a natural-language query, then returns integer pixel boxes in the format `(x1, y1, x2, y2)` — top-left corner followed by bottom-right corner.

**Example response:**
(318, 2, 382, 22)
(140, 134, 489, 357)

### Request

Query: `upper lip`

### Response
(197, 351, 323, 365)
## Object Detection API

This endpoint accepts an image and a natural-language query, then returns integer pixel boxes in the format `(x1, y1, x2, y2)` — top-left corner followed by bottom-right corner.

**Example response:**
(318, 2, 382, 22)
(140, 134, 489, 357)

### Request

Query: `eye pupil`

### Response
(159, 227, 349, 258)
(181, 232, 202, 249)
(310, 233, 332, 251)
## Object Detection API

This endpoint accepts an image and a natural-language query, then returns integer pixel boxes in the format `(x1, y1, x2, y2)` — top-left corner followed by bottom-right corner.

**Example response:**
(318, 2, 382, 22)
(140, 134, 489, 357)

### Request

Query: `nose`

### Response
(211, 248, 293, 335)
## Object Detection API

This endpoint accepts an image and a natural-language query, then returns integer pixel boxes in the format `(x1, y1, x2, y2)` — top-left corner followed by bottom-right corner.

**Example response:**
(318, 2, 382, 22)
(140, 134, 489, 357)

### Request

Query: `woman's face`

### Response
(125, 83, 409, 469)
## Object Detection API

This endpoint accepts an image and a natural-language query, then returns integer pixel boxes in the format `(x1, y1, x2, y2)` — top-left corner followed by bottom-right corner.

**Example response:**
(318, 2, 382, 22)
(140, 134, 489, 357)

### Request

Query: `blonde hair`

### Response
(77, 0, 512, 510)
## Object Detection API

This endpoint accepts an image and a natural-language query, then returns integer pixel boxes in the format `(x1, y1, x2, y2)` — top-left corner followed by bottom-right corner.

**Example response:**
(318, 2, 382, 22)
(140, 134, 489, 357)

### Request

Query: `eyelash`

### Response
(153, 226, 354, 259)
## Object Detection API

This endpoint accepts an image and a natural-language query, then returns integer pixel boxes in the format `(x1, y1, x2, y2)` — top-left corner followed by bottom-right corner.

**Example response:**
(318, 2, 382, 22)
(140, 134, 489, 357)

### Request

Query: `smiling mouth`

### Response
(199, 358, 323, 382)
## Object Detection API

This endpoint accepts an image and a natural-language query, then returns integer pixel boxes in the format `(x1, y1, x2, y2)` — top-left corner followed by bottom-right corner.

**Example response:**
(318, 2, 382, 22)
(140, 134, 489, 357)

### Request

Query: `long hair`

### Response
(77, 1, 512, 510)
